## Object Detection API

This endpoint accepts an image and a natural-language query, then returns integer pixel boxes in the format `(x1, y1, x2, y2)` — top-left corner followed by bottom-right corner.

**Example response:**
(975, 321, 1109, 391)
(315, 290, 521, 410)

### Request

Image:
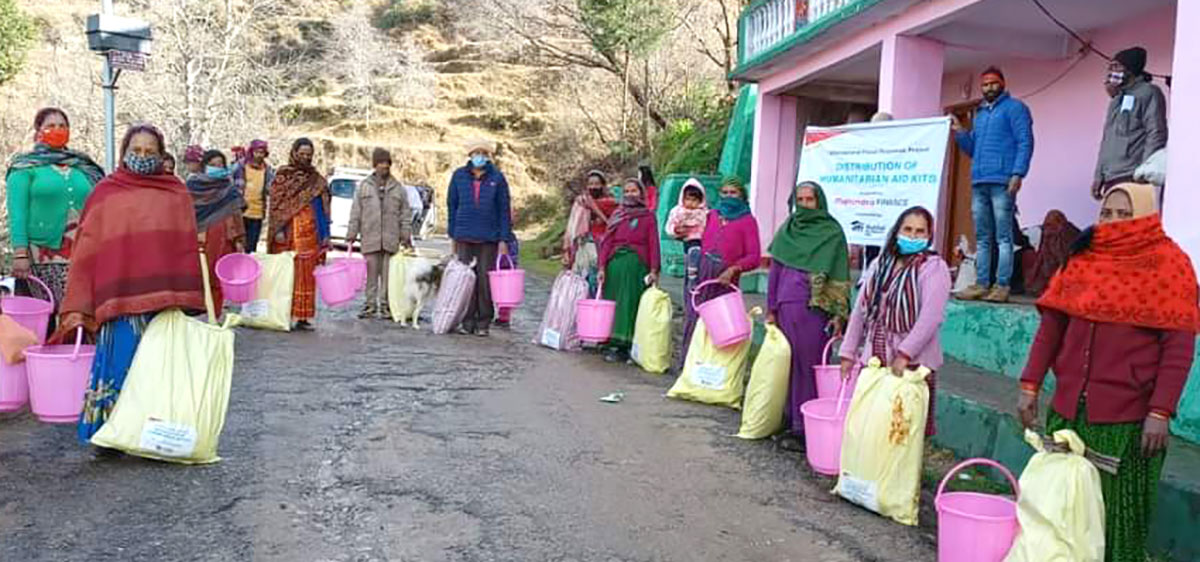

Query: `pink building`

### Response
(736, 0, 1195, 266)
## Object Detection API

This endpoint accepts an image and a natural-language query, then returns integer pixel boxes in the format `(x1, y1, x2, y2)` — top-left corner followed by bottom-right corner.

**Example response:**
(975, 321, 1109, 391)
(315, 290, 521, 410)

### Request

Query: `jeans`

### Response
(972, 183, 1014, 287)
(244, 218, 263, 254)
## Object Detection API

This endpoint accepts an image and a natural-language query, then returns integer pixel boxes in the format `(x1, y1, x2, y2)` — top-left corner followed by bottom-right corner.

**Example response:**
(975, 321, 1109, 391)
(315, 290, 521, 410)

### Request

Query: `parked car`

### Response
(328, 167, 371, 249)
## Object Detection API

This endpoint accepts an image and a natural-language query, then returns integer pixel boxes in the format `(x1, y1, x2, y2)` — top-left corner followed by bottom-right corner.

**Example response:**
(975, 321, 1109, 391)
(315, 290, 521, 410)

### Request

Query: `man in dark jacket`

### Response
(953, 66, 1035, 304)
(1091, 46, 1168, 201)
(447, 139, 513, 337)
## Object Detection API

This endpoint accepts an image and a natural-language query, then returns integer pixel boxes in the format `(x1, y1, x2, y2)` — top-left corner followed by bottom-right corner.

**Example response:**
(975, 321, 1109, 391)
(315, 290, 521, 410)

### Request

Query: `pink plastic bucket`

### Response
(815, 338, 861, 399)
(936, 459, 1020, 562)
(488, 254, 525, 308)
(314, 261, 357, 307)
(25, 328, 96, 424)
(329, 252, 367, 291)
(691, 279, 750, 348)
(1, 275, 54, 344)
(0, 359, 29, 412)
(215, 253, 262, 303)
(800, 396, 850, 476)
(576, 281, 615, 343)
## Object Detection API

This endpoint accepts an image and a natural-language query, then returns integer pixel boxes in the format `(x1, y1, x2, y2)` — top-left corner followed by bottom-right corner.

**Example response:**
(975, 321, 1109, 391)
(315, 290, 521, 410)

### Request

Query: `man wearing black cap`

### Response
(1092, 46, 1168, 200)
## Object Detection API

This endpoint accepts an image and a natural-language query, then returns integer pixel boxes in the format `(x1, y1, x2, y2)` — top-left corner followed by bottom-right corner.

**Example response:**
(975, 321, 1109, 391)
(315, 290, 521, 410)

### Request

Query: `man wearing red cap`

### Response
(953, 66, 1035, 304)
(1092, 46, 1168, 200)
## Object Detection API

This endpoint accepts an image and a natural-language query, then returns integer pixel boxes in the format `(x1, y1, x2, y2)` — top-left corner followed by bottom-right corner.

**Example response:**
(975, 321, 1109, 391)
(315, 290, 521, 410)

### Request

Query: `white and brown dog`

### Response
(397, 255, 450, 329)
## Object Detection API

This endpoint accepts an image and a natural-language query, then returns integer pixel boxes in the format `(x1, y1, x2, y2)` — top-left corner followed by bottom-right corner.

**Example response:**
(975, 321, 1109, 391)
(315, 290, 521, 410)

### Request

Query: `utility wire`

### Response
(1026, 0, 1171, 87)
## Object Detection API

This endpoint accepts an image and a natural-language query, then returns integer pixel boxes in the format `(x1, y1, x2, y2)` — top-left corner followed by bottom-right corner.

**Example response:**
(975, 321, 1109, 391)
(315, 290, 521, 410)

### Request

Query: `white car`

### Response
(328, 167, 371, 249)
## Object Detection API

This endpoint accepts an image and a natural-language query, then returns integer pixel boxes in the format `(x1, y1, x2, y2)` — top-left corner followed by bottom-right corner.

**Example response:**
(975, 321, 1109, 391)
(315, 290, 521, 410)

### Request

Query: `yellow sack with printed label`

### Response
(667, 318, 751, 409)
(630, 286, 672, 374)
(835, 358, 929, 526)
(239, 252, 294, 331)
(1004, 429, 1106, 562)
(737, 322, 792, 439)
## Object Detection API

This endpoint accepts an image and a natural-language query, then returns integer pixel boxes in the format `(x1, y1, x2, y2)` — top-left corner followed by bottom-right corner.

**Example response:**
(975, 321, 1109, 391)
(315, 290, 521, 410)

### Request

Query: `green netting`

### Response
(717, 84, 757, 187)
(656, 174, 723, 278)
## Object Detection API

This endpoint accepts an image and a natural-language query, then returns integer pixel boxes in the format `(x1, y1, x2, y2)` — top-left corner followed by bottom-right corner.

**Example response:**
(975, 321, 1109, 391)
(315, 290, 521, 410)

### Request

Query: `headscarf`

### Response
(1026, 210, 1081, 296)
(248, 139, 269, 157)
(768, 182, 851, 318)
(268, 138, 331, 242)
(1038, 183, 1200, 331)
(6, 145, 105, 186)
(715, 175, 751, 220)
(186, 155, 245, 232)
(606, 178, 653, 238)
(184, 145, 204, 164)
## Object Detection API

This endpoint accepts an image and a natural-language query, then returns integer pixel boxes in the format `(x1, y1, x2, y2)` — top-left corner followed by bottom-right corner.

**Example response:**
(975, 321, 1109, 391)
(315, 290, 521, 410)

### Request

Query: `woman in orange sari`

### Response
(267, 138, 331, 331)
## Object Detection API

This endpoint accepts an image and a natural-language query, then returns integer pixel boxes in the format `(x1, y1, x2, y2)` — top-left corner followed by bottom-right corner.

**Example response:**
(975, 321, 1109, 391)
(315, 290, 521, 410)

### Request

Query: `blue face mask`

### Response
(470, 154, 489, 168)
(124, 153, 161, 175)
(897, 235, 929, 255)
(206, 165, 230, 179)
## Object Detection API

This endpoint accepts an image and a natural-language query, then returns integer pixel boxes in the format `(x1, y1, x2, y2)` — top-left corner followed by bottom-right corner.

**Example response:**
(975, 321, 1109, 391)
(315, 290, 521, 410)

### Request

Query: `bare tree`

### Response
(326, 5, 437, 124)
(680, 0, 747, 93)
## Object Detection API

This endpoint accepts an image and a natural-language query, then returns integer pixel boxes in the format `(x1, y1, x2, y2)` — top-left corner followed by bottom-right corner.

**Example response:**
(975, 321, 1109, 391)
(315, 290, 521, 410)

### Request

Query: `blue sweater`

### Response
(447, 162, 513, 243)
(954, 92, 1035, 186)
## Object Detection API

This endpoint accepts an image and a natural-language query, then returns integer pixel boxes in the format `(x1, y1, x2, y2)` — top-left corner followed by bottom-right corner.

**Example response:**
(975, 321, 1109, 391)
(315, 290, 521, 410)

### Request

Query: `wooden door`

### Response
(943, 102, 979, 260)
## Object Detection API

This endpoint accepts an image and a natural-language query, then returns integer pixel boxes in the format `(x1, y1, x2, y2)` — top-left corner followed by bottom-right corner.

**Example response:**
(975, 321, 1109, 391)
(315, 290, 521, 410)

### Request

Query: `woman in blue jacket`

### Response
(447, 139, 513, 337)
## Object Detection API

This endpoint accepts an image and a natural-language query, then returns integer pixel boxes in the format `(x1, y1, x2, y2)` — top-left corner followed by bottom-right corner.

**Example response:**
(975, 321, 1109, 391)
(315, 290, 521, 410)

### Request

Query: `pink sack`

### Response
(432, 258, 477, 334)
(534, 270, 589, 351)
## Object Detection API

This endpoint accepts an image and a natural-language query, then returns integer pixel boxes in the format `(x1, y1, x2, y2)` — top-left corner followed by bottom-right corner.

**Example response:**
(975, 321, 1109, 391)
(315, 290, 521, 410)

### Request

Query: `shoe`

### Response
(454, 326, 475, 336)
(494, 318, 511, 328)
(475, 327, 490, 337)
(358, 308, 376, 319)
(293, 320, 314, 331)
(603, 349, 622, 363)
(983, 286, 1010, 303)
(955, 284, 989, 301)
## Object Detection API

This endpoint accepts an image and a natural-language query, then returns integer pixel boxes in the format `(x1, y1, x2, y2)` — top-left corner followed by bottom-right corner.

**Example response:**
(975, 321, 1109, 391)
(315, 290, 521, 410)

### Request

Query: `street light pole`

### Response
(101, 0, 116, 172)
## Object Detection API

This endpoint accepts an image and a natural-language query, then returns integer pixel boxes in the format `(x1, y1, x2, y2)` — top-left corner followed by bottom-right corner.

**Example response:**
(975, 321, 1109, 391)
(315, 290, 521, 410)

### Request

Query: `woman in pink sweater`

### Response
(839, 206, 951, 435)
(679, 176, 761, 366)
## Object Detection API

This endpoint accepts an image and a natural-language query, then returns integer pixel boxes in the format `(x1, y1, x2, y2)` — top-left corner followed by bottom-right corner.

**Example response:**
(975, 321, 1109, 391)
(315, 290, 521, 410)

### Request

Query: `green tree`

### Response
(0, 0, 37, 86)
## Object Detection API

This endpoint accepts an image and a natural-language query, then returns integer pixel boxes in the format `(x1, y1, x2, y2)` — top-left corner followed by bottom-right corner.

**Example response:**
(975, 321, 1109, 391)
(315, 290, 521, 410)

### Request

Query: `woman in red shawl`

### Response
(52, 124, 206, 444)
(267, 138, 331, 331)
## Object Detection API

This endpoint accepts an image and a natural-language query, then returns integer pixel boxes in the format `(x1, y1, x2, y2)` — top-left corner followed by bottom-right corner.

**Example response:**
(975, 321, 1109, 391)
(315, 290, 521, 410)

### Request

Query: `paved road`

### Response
(0, 267, 936, 561)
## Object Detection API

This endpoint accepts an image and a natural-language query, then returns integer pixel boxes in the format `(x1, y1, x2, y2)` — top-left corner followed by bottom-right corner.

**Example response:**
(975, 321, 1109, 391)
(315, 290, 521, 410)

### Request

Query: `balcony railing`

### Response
(738, 0, 871, 70)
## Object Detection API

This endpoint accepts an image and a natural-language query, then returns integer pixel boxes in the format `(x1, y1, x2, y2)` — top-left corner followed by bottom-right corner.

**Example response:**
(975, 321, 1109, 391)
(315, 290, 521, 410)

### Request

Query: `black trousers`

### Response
(455, 241, 499, 330)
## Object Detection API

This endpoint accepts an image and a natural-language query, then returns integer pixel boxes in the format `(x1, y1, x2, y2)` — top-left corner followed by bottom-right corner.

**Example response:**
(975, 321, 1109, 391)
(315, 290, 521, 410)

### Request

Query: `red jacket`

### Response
(1021, 308, 1195, 423)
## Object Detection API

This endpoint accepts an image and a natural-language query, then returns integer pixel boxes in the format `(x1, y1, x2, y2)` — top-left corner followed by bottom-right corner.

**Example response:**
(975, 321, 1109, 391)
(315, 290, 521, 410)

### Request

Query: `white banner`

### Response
(797, 117, 951, 246)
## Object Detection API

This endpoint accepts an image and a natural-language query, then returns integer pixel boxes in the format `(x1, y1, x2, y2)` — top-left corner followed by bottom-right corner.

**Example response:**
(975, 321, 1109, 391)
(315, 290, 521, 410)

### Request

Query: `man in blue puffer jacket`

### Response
(953, 66, 1034, 304)
(447, 138, 513, 336)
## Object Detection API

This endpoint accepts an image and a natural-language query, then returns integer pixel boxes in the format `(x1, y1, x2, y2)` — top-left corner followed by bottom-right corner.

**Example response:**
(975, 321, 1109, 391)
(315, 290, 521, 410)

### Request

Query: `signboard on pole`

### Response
(107, 50, 148, 72)
(797, 117, 951, 246)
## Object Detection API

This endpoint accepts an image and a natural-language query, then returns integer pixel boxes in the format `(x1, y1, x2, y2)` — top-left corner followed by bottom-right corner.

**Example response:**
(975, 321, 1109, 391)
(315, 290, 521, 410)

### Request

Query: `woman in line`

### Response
(638, 165, 658, 216)
(679, 176, 761, 366)
(766, 181, 851, 434)
(233, 139, 274, 253)
(5, 108, 105, 313)
(51, 124, 206, 443)
(187, 150, 246, 309)
(839, 206, 951, 436)
(183, 145, 204, 176)
(563, 170, 618, 294)
(597, 178, 660, 363)
(268, 138, 331, 331)
(162, 152, 177, 176)
(1018, 183, 1197, 562)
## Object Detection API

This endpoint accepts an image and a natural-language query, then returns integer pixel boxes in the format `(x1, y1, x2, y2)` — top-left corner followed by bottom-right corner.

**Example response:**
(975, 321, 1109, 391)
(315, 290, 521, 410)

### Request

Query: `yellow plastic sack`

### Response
(1004, 430, 1106, 562)
(667, 318, 751, 409)
(630, 286, 672, 374)
(239, 252, 294, 331)
(387, 252, 410, 322)
(737, 322, 792, 439)
(835, 357, 930, 526)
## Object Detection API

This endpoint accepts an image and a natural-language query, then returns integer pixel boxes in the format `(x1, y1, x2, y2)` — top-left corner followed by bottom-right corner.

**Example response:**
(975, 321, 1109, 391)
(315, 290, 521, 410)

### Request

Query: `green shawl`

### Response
(767, 183, 851, 319)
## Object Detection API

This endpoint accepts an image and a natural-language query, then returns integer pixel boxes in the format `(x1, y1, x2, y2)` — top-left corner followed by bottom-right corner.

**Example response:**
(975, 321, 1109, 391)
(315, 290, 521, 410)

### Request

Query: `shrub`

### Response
(373, 0, 438, 30)
(0, 0, 37, 86)
(514, 193, 563, 230)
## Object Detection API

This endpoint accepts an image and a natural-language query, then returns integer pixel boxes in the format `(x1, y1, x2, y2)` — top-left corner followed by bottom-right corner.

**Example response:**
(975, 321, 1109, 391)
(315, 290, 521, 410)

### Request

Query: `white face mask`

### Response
(1107, 71, 1126, 85)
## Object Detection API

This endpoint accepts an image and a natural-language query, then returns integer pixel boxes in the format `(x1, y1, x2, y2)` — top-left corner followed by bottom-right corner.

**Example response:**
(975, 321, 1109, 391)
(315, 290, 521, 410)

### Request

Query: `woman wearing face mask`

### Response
(678, 176, 761, 368)
(4, 108, 105, 315)
(839, 206, 951, 436)
(1019, 183, 1197, 562)
(187, 150, 247, 309)
(51, 124, 206, 444)
(446, 139, 513, 336)
(562, 170, 618, 293)
(766, 181, 851, 436)
(596, 178, 660, 363)
(268, 138, 332, 332)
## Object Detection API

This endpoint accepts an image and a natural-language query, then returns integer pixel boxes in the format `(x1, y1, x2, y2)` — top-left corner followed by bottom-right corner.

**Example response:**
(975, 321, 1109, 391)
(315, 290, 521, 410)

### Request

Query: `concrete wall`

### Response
(938, 6, 1177, 229)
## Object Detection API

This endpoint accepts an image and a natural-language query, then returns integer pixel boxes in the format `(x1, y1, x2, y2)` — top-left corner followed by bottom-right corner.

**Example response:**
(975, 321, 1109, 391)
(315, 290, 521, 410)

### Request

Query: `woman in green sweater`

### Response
(4, 108, 105, 309)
